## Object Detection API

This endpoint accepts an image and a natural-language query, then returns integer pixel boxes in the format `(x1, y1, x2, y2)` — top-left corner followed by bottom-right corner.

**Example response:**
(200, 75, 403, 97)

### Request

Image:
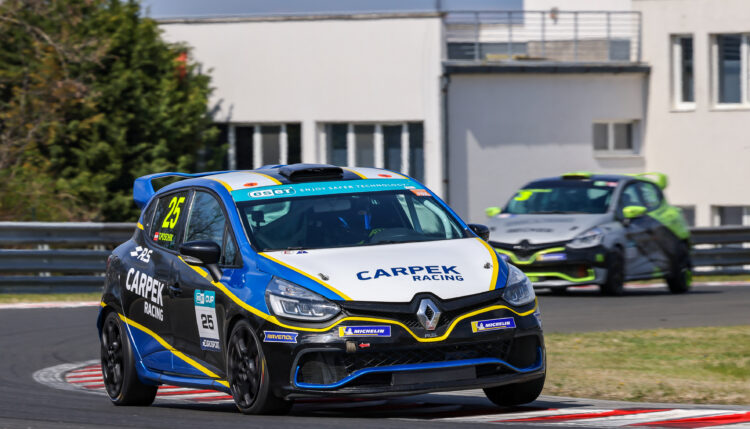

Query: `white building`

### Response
(156, 0, 749, 227)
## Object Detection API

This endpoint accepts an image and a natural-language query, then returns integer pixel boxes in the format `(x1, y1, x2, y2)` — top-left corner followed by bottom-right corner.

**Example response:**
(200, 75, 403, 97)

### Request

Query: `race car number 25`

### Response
(194, 290, 220, 352)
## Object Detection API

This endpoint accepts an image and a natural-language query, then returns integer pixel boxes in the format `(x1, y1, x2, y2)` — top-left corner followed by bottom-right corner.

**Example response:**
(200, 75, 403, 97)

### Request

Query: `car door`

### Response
(618, 182, 659, 278)
(635, 181, 675, 273)
(122, 189, 192, 373)
(170, 189, 241, 375)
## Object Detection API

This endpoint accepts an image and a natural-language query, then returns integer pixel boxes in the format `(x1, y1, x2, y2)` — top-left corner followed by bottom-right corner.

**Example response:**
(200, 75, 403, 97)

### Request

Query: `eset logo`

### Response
(248, 188, 295, 198)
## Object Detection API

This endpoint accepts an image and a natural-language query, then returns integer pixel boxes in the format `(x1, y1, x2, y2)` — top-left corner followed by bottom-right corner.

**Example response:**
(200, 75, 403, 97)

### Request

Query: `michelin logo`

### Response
(356, 265, 464, 282)
(263, 331, 298, 343)
(338, 326, 391, 337)
(471, 317, 516, 333)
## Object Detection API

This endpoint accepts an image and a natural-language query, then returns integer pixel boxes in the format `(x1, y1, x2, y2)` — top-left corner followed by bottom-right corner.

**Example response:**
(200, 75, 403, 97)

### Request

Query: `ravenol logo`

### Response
(194, 290, 215, 307)
(338, 326, 391, 337)
(471, 317, 516, 333)
(263, 331, 298, 343)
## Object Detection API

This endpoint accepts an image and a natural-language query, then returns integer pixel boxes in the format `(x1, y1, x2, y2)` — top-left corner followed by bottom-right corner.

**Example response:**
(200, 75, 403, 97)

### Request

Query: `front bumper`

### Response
(491, 242, 608, 287)
(257, 299, 545, 399)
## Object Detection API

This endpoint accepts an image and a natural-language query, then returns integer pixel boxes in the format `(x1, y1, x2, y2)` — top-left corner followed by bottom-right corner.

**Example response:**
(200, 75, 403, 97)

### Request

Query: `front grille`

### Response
(524, 264, 592, 280)
(491, 240, 568, 260)
(342, 340, 512, 373)
(296, 339, 513, 386)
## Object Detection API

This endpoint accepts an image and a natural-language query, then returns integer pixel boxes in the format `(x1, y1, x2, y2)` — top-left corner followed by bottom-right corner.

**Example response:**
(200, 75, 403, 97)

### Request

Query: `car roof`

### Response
(133, 164, 411, 209)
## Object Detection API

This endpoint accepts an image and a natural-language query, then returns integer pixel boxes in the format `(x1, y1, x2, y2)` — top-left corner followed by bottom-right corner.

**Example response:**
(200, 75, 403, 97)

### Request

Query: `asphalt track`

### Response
(1, 283, 748, 428)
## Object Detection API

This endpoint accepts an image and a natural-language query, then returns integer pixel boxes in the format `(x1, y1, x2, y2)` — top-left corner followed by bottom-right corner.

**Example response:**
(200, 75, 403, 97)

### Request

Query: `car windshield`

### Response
(237, 190, 468, 251)
(503, 180, 617, 215)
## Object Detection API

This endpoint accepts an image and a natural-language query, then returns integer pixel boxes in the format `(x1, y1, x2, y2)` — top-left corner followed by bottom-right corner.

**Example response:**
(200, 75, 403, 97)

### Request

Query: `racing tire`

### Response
(484, 375, 545, 407)
(666, 243, 692, 294)
(227, 320, 292, 415)
(600, 248, 625, 296)
(100, 311, 157, 406)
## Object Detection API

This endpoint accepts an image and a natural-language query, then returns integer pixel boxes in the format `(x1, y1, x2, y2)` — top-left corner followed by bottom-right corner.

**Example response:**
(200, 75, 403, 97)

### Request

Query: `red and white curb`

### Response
(33, 360, 234, 403)
(35, 361, 750, 427)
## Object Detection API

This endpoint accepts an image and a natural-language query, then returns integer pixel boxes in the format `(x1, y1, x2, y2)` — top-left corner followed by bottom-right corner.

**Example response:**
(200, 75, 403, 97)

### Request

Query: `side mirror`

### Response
(180, 240, 222, 281)
(485, 207, 502, 218)
(622, 205, 648, 219)
(468, 223, 491, 241)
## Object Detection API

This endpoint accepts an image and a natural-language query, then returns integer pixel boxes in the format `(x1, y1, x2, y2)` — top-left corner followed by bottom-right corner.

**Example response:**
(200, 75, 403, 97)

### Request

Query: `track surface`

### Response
(1, 283, 748, 428)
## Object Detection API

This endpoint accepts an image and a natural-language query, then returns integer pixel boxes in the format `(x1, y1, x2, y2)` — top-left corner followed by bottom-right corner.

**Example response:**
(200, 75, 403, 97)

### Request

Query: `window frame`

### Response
(319, 122, 425, 181)
(184, 187, 243, 268)
(711, 33, 750, 108)
(592, 120, 640, 156)
(225, 122, 302, 170)
(148, 189, 194, 253)
(635, 181, 664, 212)
(671, 34, 696, 110)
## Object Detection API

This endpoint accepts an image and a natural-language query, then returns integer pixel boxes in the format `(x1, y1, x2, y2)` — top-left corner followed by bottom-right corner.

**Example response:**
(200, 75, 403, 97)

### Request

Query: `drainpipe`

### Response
(441, 73, 451, 204)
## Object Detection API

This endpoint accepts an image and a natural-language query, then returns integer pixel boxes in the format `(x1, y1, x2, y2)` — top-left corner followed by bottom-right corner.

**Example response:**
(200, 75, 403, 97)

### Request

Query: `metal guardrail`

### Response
(444, 10, 642, 64)
(0, 223, 748, 290)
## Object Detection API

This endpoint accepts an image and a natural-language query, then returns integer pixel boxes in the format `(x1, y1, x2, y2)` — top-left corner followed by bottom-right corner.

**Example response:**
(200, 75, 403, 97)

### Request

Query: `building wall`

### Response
(635, 0, 750, 226)
(448, 72, 647, 223)
(159, 16, 445, 194)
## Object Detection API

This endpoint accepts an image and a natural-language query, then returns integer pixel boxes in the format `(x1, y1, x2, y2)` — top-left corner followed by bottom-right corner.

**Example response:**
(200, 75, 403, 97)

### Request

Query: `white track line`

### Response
(0, 301, 100, 310)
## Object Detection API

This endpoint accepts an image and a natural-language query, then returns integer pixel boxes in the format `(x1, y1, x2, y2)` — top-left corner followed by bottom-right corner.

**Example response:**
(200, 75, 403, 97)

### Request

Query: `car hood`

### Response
(259, 238, 505, 302)
(486, 213, 611, 245)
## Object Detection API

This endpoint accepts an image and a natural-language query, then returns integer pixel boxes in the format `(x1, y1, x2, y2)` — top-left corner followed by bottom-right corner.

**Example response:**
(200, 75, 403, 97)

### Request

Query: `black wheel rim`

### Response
(101, 317, 124, 398)
(228, 325, 262, 408)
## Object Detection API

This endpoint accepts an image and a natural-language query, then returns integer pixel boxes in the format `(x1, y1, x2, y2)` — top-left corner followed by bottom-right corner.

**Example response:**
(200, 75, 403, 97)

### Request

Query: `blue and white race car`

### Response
(97, 164, 545, 414)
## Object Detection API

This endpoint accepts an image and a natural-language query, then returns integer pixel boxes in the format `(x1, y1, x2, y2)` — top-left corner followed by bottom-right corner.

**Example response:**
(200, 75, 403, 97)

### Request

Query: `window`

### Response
(226, 123, 302, 169)
(592, 121, 638, 154)
(636, 182, 663, 210)
(618, 184, 645, 211)
(185, 191, 239, 266)
(711, 34, 750, 106)
(323, 122, 425, 182)
(714, 206, 750, 226)
(672, 35, 694, 107)
(151, 191, 191, 250)
(676, 205, 695, 227)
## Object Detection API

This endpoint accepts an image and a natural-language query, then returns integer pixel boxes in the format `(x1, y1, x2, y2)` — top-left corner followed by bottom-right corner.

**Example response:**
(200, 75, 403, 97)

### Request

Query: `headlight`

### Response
(502, 264, 536, 306)
(265, 277, 340, 321)
(567, 227, 604, 249)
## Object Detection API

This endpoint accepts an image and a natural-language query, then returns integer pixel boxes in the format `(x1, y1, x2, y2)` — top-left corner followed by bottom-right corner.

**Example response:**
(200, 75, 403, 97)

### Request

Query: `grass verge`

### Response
(0, 292, 101, 304)
(544, 325, 750, 405)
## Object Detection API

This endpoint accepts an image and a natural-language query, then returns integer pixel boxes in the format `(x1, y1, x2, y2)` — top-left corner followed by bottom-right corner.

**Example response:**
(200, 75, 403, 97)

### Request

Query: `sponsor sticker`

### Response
(410, 189, 430, 197)
(194, 290, 220, 351)
(538, 252, 567, 262)
(471, 317, 516, 333)
(282, 250, 308, 255)
(125, 268, 164, 321)
(129, 246, 152, 263)
(338, 326, 391, 337)
(263, 331, 298, 343)
(248, 187, 295, 199)
(356, 265, 464, 282)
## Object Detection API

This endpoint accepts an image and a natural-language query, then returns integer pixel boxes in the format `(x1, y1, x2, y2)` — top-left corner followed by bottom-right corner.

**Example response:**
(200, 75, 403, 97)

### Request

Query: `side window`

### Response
(151, 190, 191, 250)
(618, 184, 645, 210)
(185, 191, 226, 246)
(637, 182, 663, 210)
(185, 190, 240, 267)
(140, 199, 157, 232)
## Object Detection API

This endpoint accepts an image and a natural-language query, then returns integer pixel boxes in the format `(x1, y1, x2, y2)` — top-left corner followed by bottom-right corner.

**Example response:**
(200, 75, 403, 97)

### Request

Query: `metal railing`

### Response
(444, 10, 642, 63)
(0, 223, 748, 290)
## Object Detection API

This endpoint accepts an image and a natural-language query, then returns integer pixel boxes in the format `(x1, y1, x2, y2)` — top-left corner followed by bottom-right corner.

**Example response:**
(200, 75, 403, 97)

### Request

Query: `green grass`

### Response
(0, 292, 101, 304)
(544, 326, 750, 404)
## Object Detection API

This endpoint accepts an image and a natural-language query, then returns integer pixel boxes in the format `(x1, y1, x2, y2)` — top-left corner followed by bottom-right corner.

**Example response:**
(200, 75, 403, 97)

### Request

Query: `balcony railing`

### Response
(444, 10, 642, 64)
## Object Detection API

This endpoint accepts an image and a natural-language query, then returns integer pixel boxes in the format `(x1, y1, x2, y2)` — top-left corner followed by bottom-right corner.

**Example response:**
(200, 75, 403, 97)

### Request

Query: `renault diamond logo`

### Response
(416, 298, 441, 331)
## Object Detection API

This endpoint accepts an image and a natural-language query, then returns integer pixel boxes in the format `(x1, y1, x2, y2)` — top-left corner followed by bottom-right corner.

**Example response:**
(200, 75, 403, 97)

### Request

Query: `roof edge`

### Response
(156, 11, 442, 25)
(444, 62, 650, 75)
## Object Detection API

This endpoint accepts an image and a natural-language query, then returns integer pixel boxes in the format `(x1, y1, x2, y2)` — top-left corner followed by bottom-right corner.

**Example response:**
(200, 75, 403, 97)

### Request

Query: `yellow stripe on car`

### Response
(258, 252, 353, 301)
(249, 172, 282, 185)
(209, 178, 233, 192)
(118, 313, 229, 388)
(476, 238, 500, 290)
(178, 257, 536, 343)
(341, 167, 368, 179)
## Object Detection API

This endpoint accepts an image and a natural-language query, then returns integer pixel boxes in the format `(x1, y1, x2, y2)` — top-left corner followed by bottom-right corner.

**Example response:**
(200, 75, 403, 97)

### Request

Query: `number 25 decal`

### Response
(161, 196, 186, 229)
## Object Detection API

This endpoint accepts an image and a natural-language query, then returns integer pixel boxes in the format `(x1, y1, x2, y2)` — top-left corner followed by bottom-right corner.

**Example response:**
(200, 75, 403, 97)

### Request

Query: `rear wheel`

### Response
(484, 375, 545, 407)
(227, 320, 292, 415)
(100, 311, 157, 406)
(600, 248, 625, 296)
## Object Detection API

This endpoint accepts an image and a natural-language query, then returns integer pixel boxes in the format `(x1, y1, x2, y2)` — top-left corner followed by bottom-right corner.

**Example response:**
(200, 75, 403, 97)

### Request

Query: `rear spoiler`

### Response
(628, 172, 668, 190)
(133, 171, 230, 209)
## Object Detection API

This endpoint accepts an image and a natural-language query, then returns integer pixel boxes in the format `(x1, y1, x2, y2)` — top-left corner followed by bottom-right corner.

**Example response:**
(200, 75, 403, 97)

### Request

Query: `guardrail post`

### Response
(474, 12, 480, 61)
(507, 11, 513, 59)
(573, 11, 579, 61)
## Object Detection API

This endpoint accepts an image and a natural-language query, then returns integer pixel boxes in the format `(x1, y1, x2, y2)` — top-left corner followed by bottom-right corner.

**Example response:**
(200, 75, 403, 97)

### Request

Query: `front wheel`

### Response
(600, 248, 625, 296)
(100, 311, 157, 406)
(484, 375, 545, 407)
(226, 320, 292, 415)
